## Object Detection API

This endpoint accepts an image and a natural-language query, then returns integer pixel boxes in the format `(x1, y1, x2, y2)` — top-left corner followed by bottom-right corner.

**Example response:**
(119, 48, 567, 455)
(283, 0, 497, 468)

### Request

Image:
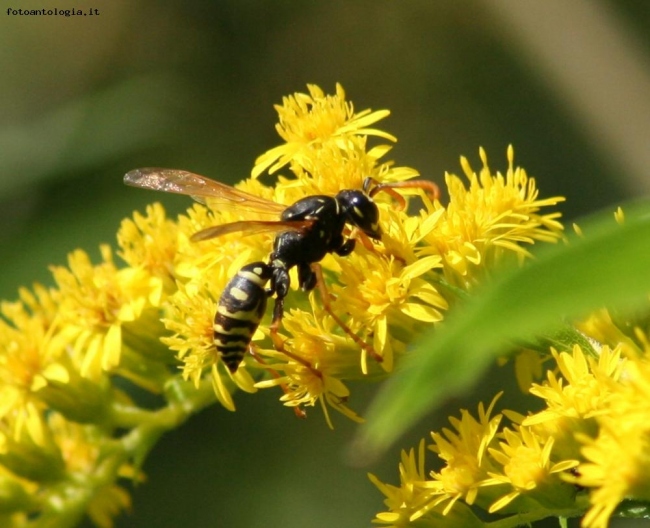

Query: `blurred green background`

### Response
(2, 1, 649, 527)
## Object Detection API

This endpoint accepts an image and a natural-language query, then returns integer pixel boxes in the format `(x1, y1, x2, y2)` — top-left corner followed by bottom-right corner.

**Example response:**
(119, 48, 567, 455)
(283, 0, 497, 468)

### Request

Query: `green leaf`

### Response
(358, 200, 650, 455)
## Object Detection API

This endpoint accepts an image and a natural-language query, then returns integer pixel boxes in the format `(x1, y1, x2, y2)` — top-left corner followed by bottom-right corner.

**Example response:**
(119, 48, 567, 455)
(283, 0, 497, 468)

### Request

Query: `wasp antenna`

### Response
(362, 176, 379, 194)
(369, 179, 440, 207)
(369, 184, 407, 210)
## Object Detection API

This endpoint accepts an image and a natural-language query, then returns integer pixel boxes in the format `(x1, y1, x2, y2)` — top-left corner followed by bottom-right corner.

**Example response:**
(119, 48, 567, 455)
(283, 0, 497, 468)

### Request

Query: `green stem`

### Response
(30, 378, 217, 528)
(483, 508, 584, 528)
(110, 378, 216, 429)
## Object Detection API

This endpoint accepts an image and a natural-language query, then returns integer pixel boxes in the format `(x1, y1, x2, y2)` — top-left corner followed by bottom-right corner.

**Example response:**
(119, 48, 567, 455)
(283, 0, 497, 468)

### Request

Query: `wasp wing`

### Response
(124, 168, 286, 216)
(190, 219, 313, 242)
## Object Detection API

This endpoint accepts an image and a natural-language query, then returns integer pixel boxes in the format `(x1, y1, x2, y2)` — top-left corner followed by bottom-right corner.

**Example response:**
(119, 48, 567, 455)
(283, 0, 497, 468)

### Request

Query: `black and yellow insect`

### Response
(212, 261, 273, 373)
(124, 168, 438, 372)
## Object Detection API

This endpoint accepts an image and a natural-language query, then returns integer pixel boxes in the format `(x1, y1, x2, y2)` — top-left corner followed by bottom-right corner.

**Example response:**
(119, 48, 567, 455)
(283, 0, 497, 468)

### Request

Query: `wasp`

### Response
(124, 168, 439, 373)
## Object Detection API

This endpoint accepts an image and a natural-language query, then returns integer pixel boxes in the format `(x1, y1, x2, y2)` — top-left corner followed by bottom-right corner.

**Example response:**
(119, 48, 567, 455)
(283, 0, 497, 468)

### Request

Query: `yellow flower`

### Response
(255, 309, 364, 428)
(528, 345, 624, 421)
(523, 345, 625, 460)
(368, 440, 432, 527)
(0, 293, 55, 445)
(87, 484, 132, 528)
(368, 398, 502, 526)
(166, 84, 442, 411)
(333, 248, 447, 373)
(51, 246, 163, 380)
(271, 136, 419, 204)
(575, 355, 650, 528)
(576, 426, 648, 528)
(422, 395, 503, 517)
(0, 284, 111, 441)
(117, 202, 179, 293)
(252, 83, 396, 178)
(485, 426, 578, 513)
(420, 146, 564, 288)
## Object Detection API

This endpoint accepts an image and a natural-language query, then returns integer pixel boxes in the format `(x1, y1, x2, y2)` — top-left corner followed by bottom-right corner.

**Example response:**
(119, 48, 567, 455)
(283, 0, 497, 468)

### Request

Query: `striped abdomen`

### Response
(214, 262, 272, 372)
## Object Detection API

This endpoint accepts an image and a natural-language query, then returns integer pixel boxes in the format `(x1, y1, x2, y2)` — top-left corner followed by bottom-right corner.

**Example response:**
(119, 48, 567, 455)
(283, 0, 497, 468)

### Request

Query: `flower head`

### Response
(486, 426, 578, 513)
(573, 354, 650, 528)
(369, 397, 504, 526)
(252, 83, 396, 178)
(523, 344, 625, 461)
(50, 246, 163, 379)
(254, 308, 364, 427)
(420, 146, 564, 288)
(424, 395, 503, 516)
(333, 248, 447, 373)
(369, 440, 434, 527)
(117, 202, 179, 293)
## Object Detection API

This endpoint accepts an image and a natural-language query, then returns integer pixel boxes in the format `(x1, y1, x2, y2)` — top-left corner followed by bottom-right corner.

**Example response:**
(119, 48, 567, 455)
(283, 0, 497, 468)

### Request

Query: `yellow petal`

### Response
(401, 302, 443, 323)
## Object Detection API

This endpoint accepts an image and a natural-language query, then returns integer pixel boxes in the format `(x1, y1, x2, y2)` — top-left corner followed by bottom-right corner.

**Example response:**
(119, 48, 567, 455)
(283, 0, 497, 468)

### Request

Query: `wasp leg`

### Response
(298, 261, 317, 291)
(268, 266, 292, 351)
(269, 294, 323, 378)
(310, 262, 383, 364)
(269, 295, 287, 350)
(248, 346, 307, 419)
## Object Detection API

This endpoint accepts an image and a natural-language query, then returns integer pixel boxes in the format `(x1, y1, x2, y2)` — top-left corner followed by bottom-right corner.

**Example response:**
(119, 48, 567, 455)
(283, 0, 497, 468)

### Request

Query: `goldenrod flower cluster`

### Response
(369, 299, 650, 528)
(0, 83, 637, 528)
(371, 331, 650, 528)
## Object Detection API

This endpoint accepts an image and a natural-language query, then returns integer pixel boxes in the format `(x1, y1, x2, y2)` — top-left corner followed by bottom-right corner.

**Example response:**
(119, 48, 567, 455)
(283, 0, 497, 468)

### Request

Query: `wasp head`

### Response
(336, 189, 381, 240)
